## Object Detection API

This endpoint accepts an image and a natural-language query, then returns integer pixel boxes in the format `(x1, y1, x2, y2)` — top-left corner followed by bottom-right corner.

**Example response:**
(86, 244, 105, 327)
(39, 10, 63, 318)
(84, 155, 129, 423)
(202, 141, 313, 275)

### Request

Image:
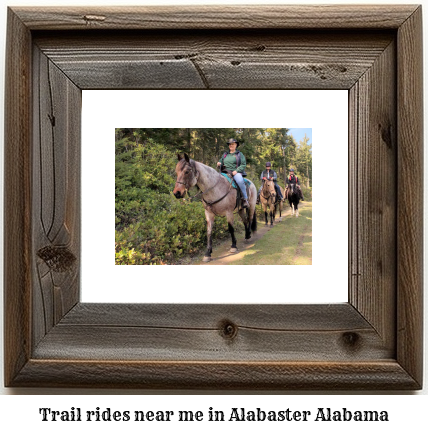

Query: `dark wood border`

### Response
(4, 5, 423, 389)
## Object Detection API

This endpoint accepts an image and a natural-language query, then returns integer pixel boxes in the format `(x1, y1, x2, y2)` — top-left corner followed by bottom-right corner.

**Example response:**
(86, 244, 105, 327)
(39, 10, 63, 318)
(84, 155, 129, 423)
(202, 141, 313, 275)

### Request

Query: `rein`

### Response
(261, 182, 275, 200)
(176, 163, 232, 205)
(175, 162, 199, 196)
(202, 181, 232, 206)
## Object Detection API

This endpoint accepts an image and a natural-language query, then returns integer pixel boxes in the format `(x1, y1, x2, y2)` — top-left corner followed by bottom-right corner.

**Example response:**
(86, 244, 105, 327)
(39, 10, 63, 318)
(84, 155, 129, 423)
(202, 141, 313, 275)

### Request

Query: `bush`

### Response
(115, 198, 234, 264)
(301, 185, 312, 201)
(115, 139, 177, 230)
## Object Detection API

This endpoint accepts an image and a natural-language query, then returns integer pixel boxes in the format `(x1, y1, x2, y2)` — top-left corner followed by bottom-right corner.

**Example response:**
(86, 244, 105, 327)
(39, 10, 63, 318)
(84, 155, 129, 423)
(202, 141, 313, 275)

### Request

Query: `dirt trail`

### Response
(196, 205, 297, 265)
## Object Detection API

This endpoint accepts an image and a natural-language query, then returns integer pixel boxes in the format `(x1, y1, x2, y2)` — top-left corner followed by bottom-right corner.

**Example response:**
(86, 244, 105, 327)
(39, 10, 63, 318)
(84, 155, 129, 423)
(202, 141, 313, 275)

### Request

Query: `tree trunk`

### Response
(187, 128, 191, 156)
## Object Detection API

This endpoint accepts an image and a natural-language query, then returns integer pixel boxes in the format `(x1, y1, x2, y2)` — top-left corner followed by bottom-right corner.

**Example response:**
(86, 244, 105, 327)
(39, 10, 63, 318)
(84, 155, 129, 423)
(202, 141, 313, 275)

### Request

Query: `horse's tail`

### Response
(251, 209, 257, 232)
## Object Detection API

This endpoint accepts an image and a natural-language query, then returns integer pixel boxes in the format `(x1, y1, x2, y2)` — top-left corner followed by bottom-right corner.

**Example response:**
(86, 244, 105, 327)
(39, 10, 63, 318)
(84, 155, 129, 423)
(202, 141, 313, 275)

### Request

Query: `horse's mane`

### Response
(178, 158, 219, 176)
(178, 157, 211, 170)
(193, 160, 218, 176)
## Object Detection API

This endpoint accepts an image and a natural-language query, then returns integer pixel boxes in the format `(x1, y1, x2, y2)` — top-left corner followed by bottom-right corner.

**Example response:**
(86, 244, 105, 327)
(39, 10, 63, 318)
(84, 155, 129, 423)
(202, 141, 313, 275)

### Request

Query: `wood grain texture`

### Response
(60, 303, 371, 329)
(12, 361, 419, 390)
(12, 5, 419, 30)
(34, 31, 394, 89)
(4, 8, 32, 388)
(349, 40, 397, 350)
(33, 304, 391, 362)
(4, 5, 423, 390)
(32, 47, 81, 348)
(396, 6, 423, 387)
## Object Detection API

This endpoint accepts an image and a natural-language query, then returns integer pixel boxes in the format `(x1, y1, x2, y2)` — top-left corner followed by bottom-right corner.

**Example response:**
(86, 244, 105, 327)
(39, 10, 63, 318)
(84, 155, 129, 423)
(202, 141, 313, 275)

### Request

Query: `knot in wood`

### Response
(219, 320, 238, 340)
(378, 122, 393, 149)
(37, 245, 76, 272)
(341, 332, 361, 350)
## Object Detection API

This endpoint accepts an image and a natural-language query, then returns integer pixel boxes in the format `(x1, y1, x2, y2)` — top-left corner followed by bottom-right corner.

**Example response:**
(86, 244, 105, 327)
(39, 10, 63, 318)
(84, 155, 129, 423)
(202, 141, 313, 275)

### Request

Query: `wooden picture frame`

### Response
(4, 5, 423, 389)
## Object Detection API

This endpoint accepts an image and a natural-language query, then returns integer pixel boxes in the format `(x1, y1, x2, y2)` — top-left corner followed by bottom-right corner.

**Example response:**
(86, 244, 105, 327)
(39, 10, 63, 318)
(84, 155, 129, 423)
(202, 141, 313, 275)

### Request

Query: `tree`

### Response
(295, 134, 312, 188)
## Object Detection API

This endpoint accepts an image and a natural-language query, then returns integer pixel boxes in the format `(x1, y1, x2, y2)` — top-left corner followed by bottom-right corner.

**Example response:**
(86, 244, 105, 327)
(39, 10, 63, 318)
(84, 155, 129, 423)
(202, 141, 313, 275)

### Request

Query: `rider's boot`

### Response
(242, 199, 250, 208)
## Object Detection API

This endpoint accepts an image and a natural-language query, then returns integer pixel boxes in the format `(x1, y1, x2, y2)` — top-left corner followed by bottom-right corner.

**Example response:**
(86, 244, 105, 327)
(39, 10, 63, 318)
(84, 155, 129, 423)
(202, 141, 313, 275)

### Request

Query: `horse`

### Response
(173, 153, 257, 262)
(286, 183, 300, 217)
(259, 179, 277, 225)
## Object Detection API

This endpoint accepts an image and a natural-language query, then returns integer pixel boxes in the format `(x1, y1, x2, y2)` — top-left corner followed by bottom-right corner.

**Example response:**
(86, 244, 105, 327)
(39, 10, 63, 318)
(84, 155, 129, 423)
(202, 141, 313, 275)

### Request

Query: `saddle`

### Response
(221, 170, 251, 211)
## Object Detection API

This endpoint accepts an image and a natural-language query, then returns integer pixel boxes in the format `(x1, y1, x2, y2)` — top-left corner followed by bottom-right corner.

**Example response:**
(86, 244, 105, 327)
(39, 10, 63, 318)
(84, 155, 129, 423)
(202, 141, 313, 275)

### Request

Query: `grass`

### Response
(232, 202, 312, 265)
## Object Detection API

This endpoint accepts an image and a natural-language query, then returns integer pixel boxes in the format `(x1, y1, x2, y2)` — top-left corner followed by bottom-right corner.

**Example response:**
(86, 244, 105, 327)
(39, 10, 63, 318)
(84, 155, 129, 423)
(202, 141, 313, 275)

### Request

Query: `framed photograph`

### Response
(4, 5, 423, 389)
(82, 92, 347, 304)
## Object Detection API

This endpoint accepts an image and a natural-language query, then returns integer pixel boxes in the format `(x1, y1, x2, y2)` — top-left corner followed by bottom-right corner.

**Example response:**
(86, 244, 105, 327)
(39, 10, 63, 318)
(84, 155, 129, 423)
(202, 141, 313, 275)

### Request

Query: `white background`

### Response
(0, 0, 427, 429)
(82, 90, 348, 304)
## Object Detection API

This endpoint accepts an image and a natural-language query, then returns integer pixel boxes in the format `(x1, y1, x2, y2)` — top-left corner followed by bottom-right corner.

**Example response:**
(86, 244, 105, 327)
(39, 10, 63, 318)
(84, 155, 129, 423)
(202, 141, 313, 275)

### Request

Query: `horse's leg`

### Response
(228, 223, 238, 251)
(295, 200, 299, 217)
(262, 203, 268, 225)
(203, 209, 215, 262)
(226, 211, 238, 252)
(238, 208, 251, 242)
(272, 200, 276, 223)
(249, 185, 257, 233)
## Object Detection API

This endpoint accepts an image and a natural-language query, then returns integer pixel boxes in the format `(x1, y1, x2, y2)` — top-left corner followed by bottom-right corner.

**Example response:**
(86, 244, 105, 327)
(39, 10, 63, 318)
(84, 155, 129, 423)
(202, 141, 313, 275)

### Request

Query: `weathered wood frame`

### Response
(4, 5, 423, 389)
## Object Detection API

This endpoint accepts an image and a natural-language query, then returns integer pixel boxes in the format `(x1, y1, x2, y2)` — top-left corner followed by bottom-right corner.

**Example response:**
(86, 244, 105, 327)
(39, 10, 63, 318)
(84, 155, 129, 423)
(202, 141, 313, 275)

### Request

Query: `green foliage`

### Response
(301, 185, 312, 202)
(295, 134, 312, 188)
(115, 139, 176, 229)
(115, 199, 232, 265)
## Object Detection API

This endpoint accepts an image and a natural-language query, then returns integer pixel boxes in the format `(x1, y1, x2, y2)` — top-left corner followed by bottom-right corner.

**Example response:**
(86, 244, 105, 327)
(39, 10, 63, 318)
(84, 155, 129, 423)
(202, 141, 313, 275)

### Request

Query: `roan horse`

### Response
(286, 183, 300, 217)
(173, 154, 257, 262)
(259, 179, 277, 225)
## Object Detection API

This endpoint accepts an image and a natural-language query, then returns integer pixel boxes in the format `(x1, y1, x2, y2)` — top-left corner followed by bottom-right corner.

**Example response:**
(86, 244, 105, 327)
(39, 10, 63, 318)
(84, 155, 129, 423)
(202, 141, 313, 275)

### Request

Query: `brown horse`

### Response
(173, 153, 257, 262)
(260, 179, 276, 225)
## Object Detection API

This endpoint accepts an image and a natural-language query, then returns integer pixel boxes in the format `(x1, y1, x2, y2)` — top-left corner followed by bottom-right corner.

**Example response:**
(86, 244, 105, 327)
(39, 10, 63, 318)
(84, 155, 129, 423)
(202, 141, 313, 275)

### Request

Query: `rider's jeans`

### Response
(233, 173, 248, 199)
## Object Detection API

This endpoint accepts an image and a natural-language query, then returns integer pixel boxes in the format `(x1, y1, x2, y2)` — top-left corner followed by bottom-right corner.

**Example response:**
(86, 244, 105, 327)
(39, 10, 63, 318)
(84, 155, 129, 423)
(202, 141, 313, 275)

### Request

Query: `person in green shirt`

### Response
(217, 138, 249, 208)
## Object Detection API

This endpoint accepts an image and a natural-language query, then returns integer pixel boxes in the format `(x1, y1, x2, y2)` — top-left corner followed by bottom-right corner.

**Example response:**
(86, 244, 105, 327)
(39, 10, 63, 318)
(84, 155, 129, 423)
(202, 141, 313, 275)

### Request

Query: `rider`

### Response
(256, 162, 284, 204)
(217, 138, 249, 208)
(286, 168, 304, 201)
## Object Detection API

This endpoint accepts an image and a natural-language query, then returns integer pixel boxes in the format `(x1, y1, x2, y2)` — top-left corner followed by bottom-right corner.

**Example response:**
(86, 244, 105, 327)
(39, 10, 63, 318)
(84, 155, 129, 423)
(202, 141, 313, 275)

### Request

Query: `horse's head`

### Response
(262, 179, 276, 198)
(173, 153, 198, 198)
(287, 183, 296, 195)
